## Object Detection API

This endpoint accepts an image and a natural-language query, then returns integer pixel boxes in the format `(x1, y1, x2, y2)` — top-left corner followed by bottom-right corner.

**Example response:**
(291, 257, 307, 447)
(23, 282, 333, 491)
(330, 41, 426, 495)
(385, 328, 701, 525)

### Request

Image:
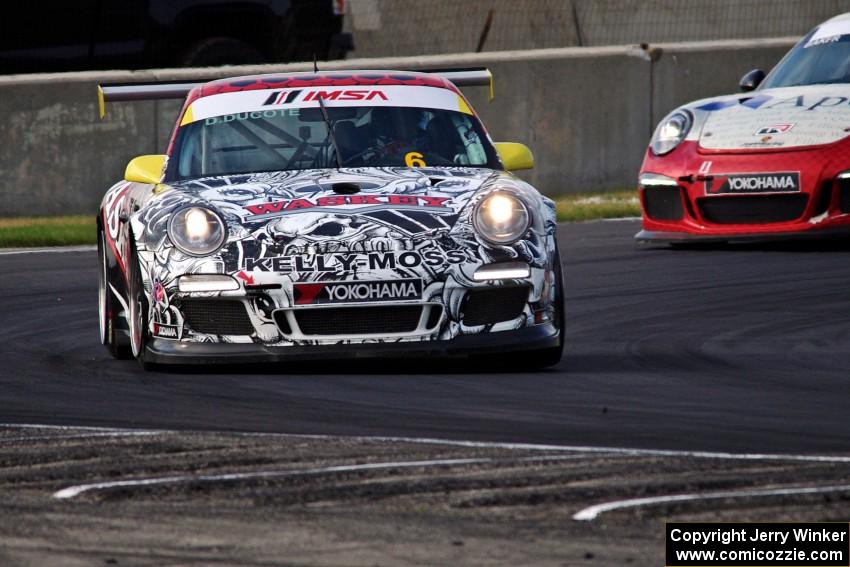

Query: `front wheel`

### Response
(98, 230, 131, 359)
(126, 242, 155, 369)
(525, 245, 565, 369)
(472, 245, 565, 371)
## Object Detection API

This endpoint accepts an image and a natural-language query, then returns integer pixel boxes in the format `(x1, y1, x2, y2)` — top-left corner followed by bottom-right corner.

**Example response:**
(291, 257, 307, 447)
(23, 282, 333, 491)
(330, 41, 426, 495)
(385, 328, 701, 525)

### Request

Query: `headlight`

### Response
(168, 206, 226, 256)
(473, 190, 531, 245)
(650, 110, 692, 156)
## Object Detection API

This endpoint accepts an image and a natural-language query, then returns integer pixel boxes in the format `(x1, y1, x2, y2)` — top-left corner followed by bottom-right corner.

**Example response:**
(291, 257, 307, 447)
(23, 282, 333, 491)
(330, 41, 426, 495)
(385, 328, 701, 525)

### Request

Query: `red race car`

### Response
(637, 12, 850, 243)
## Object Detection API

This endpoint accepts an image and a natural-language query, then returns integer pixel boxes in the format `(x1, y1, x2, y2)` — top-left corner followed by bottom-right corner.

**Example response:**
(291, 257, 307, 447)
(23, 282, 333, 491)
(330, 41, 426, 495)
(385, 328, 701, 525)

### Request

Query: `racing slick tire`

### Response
(525, 246, 565, 369)
(474, 246, 565, 371)
(126, 240, 156, 370)
(98, 230, 132, 360)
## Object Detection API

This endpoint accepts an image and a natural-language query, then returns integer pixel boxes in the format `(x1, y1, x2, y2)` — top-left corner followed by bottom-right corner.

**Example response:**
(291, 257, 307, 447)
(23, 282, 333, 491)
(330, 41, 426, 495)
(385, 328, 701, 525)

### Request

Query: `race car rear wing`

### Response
(97, 68, 494, 118)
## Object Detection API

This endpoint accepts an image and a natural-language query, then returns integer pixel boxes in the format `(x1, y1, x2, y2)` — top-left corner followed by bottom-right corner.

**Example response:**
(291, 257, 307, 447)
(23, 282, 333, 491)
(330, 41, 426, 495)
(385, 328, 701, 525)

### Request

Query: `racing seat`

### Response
(333, 121, 363, 165)
(426, 117, 457, 161)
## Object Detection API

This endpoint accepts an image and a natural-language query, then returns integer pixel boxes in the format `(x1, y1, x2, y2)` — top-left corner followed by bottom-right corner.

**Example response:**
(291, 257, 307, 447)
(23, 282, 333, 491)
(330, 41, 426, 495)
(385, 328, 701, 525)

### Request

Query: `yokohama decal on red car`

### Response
(705, 172, 800, 195)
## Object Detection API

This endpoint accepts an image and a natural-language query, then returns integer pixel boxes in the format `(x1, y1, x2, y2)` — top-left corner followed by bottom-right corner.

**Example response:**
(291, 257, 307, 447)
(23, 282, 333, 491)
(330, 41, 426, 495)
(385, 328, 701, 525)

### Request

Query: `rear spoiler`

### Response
(97, 68, 493, 118)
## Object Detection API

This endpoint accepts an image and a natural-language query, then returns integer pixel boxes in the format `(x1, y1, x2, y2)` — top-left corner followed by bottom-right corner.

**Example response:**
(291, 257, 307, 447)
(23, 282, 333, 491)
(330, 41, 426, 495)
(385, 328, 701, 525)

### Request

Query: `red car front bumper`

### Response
(636, 140, 850, 242)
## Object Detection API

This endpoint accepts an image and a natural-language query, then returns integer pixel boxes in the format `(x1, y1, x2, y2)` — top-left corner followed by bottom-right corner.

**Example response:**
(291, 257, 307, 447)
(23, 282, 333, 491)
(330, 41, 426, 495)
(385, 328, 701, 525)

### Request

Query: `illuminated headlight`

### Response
(639, 172, 679, 188)
(473, 191, 531, 245)
(650, 110, 692, 156)
(473, 262, 530, 281)
(168, 206, 226, 256)
(178, 274, 239, 292)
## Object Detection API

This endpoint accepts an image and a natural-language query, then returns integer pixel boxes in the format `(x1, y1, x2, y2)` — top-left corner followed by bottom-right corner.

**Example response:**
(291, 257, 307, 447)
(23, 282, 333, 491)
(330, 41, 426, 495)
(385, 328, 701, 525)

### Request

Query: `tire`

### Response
(525, 245, 565, 369)
(98, 230, 131, 359)
(126, 241, 155, 370)
(471, 246, 565, 371)
(181, 37, 265, 67)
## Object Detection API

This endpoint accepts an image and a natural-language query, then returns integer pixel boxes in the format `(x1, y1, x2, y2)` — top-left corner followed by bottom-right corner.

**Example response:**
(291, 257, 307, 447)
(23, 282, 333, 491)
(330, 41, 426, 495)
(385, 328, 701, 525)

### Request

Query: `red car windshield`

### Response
(762, 22, 850, 88)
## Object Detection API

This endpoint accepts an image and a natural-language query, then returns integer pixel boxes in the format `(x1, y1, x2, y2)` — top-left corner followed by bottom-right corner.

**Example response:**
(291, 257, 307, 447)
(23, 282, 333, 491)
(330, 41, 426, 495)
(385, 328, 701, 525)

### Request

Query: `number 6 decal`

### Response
(405, 151, 426, 167)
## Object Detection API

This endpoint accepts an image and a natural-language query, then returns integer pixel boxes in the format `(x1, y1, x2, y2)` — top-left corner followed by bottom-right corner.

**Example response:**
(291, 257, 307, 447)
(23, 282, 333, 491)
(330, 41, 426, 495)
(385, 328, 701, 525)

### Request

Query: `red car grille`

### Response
(697, 194, 808, 224)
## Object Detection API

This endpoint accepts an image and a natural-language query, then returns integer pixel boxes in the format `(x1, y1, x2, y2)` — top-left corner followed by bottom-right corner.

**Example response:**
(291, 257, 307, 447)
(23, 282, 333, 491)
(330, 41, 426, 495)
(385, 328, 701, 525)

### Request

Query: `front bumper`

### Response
(144, 322, 560, 365)
(637, 142, 850, 242)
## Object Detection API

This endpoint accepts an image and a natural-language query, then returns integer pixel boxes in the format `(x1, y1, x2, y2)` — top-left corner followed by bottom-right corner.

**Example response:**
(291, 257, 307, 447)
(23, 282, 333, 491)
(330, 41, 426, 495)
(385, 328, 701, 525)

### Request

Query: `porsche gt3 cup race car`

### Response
(637, 12, 850, 243)
(97, 69, 564, 369)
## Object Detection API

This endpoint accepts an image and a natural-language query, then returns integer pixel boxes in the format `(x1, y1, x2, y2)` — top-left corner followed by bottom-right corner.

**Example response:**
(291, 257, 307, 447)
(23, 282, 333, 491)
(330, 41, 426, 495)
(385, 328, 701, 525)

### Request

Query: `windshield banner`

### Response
(182, 85, 472, 125)
(804, 20, 850, 48)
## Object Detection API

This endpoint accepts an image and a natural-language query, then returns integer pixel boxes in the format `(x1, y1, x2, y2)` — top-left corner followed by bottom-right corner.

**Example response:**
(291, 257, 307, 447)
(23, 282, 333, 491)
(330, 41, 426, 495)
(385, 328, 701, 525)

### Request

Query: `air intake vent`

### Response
(839, 178, 850, 214)
(462, 286, 529, 326)
(280, 305, 425, 336)
(180, 299, 254, 336)
(812, 181, 833, 217)
(698, 194, 808, 224)
(643, 186, 684, 221)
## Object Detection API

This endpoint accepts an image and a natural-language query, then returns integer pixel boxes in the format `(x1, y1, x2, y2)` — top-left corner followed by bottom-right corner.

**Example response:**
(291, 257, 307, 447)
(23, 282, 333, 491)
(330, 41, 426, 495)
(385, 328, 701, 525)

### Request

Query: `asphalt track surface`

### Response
(2, 220, 849, 455)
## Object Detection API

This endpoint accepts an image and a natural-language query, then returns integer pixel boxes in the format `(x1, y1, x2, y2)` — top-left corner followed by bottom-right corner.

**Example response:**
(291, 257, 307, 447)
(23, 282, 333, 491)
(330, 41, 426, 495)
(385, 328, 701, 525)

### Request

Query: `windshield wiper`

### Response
(316, 95, 343, 169)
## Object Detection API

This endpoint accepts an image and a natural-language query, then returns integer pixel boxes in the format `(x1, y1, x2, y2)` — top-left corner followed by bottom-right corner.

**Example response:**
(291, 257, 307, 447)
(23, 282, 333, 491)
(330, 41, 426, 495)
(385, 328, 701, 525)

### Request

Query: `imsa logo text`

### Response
(263, 89, 389, 106)
(707, 172, 800, 194)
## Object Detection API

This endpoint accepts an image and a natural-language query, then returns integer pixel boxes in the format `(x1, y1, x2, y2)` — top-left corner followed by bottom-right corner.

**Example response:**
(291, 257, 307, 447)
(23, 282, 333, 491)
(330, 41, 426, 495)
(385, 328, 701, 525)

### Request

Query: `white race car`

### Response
(97, 69, 564, 369)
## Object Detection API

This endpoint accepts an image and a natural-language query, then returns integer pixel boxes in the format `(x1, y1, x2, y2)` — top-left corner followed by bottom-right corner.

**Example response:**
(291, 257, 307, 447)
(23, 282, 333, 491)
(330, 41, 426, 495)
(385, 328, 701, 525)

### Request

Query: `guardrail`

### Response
(0, 38, 796, 216)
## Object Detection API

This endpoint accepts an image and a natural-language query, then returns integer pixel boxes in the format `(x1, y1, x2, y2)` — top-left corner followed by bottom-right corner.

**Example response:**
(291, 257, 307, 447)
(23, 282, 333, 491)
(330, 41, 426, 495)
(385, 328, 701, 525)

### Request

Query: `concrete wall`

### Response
(574, 0, 850, 45)
(0, 38, 796, 216)
(438, 47, 652, 194)
(650, 38, 796, 125)
(346, 0, 846, 55)
(347, 0, 580, 56)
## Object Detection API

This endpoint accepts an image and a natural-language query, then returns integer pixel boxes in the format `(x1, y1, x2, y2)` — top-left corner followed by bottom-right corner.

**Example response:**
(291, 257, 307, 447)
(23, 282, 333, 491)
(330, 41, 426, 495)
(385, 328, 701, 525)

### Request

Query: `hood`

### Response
(689, 85, 850, 151)
(165, 166, 503, 243)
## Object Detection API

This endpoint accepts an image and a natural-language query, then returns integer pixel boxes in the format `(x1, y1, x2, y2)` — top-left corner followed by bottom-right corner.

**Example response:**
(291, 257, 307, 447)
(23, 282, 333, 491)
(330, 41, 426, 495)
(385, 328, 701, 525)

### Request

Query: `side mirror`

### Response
(495, 142, 534, 171)
(124, 154, 167, 184)
(739, 69, 765, 92)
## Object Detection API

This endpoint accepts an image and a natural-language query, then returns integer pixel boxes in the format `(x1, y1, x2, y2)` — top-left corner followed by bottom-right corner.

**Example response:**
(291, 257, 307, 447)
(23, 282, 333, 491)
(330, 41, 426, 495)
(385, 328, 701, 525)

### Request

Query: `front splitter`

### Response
(144, 323, 560, 365)
(635, 225, 850, 244)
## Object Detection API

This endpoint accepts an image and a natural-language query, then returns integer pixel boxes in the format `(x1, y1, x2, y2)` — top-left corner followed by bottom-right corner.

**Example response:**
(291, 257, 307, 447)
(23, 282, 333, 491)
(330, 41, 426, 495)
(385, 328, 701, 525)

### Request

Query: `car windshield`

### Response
(168, 103, 500, 180)
(761, 21, 850, 89)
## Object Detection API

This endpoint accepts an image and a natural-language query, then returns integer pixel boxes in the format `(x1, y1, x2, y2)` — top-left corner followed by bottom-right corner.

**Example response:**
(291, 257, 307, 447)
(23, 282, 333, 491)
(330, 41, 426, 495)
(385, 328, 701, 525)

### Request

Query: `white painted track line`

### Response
(0, 431, 163, 444)
(6, 423, 850, 510)
(53, 454, 589, 499)
(0, 245, 96, 256)
(4, 423, 850, 464)
(54, 457, 491, 499)
(347, 435, 850, 464)
(572, 484, 850, 521)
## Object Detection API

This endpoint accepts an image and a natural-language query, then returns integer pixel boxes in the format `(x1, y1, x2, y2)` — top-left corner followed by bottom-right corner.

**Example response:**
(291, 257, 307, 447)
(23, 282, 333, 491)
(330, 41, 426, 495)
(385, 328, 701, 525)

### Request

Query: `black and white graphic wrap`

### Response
(106, 166, 558, 346)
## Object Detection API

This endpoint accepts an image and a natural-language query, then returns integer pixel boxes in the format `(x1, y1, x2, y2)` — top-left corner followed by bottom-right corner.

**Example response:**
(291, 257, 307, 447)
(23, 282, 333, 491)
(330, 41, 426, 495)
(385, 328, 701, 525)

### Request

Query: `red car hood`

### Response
(697, 85, 850, 151)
